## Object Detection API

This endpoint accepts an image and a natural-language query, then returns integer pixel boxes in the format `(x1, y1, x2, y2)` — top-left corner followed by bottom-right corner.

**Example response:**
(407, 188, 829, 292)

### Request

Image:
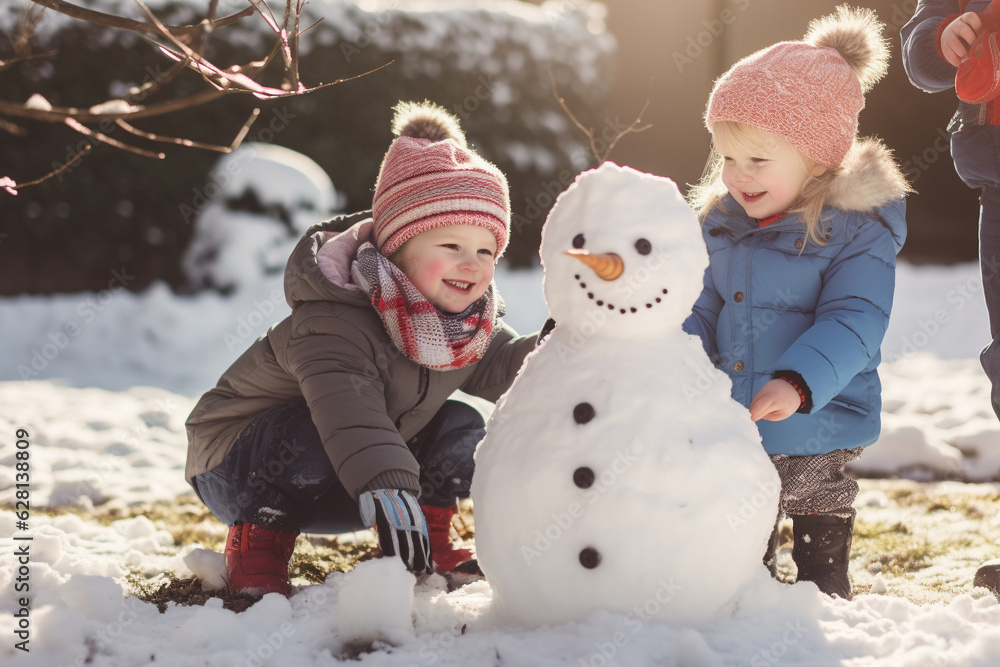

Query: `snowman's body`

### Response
(472, 163, 780, 627)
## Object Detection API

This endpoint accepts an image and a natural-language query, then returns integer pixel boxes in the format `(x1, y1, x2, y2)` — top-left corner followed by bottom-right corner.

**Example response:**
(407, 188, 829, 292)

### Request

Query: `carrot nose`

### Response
(564, 249, 624, 281)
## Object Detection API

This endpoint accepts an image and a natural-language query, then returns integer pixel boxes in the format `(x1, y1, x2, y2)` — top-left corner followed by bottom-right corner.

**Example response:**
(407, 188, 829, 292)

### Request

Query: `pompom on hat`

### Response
(372, 101, 510, 257)
(704, 5, 890, 169)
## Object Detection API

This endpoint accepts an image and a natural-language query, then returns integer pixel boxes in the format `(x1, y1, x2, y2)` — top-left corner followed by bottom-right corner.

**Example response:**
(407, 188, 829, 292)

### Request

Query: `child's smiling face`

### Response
(391, 225, 498, 313)
(715, 129, 822, 220)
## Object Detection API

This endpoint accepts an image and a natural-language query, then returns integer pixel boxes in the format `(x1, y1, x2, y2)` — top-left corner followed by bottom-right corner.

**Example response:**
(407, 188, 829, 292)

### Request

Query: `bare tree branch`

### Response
(27, 0, 254, 42)
(549, 68, 652, 164)
(0, 4, 51, 75)
(1, 143, 91, 194)
(0, 117, 27, 136)
(114, 107, 260, 152)
(0, 89, 228, 123)
(65, 117, 164, 158)
(1, 0, 392, 190)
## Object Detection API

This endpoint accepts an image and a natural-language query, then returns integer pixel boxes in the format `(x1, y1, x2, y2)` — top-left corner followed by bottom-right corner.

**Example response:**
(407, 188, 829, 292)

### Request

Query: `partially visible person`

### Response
(902, 0, 1000, 594)
(686, 6, 910, 599)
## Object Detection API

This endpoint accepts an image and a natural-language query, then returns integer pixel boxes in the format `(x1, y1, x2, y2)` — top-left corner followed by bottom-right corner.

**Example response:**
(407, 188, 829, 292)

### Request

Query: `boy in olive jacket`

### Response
(186, 102, 537, 595)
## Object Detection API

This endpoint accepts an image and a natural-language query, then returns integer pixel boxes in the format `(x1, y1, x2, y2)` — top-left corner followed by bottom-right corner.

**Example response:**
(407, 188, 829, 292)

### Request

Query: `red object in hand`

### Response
(957, 0, 1000, 103)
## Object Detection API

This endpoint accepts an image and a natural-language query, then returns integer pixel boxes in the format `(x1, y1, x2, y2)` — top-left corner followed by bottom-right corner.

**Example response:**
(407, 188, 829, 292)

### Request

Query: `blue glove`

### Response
(359, 488, 432, 574)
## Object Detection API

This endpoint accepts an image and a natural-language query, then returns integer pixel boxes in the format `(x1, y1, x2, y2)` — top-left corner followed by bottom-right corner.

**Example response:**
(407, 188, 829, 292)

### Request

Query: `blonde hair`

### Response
(687, 121, 839, 247)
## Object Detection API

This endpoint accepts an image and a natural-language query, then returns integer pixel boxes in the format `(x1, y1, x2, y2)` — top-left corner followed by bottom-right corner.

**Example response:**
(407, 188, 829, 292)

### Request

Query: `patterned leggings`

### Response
(769, 447, 863, 517)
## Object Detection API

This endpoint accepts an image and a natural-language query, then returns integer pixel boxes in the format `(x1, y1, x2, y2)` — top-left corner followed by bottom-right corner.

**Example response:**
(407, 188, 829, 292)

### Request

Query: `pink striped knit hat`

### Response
(705, 6, 890, 169)
(372, 101, 510, 257)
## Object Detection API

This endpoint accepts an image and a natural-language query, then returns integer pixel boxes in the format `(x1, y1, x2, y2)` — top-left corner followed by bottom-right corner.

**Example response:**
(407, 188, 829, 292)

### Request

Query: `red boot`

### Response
(421, 504, 476, 573)
(225, 523, 299, 596)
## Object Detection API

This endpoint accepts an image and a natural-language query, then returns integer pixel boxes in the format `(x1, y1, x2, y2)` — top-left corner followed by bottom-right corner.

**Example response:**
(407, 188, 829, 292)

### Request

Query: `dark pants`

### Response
(980, 185, 1000, 422)
(192, 399, 485, 534)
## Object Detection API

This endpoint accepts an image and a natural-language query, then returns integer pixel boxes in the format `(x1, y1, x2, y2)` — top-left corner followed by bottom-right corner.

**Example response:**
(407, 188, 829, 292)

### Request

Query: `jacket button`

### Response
(734, 291, 744, 303)
(794, 238, 804, 249)
(733, 360, 745, 372)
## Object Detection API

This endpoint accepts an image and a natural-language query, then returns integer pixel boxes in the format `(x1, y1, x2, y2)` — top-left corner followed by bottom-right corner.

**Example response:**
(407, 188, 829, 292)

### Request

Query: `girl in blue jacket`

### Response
(684, 6, 910, 599)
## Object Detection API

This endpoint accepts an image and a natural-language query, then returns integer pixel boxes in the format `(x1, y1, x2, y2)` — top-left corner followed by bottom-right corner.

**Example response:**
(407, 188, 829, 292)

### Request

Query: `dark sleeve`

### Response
(286, 316, 420, 500)
(772, 369, 814, 414)
(901, 0, 961, 93)
(461, 321, 537, 402)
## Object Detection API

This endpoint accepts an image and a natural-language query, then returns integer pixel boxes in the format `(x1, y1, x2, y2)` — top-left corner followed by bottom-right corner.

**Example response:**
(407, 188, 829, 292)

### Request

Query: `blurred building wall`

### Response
(601, 0, 977, 262)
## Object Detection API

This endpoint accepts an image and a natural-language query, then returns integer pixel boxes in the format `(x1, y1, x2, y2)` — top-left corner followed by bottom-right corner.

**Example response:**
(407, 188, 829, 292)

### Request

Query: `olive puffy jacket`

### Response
(185, 212, 537, 499)
(683, 139, 909, 456)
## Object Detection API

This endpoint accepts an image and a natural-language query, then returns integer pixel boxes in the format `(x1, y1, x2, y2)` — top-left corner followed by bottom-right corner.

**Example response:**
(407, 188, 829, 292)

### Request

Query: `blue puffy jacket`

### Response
(683, 139, 909, 456)
(901, 0, 1000, 189)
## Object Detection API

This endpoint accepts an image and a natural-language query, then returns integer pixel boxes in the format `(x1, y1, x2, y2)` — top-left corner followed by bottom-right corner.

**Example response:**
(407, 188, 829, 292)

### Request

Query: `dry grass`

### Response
(15, 480, 1000, 612)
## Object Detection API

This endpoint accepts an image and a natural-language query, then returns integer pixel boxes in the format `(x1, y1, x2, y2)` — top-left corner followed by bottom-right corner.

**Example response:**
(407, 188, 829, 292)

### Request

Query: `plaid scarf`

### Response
(353, 243, 500, 371)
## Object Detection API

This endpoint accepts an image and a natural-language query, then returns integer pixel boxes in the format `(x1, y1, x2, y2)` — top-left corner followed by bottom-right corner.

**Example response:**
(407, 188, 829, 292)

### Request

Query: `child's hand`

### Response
(359, 488, 433, 574)
(749, 379, 802, 422)
(941, 12, 984, 67)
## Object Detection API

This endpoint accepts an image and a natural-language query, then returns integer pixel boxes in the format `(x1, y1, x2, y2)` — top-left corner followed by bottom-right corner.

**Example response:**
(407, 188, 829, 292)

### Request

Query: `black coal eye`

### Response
(572, 233, 585, 249)
(635, 238, 651, 255)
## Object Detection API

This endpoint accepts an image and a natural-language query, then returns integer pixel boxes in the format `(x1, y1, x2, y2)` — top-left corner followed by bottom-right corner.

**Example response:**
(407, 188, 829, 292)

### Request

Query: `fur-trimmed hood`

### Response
(707, 135, 909, 254)
(827, 137, 911, 213)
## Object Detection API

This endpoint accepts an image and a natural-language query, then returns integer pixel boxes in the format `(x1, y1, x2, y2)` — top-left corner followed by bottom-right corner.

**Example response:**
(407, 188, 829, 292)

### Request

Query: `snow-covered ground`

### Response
(2, 258, 1000, 665)
(3, 141, 1000, 666)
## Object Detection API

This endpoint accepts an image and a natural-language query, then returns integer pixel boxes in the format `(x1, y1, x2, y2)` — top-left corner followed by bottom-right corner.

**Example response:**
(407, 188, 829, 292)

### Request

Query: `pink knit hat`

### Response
(372, 101, 510, 257)
(705, 6, 889, 169)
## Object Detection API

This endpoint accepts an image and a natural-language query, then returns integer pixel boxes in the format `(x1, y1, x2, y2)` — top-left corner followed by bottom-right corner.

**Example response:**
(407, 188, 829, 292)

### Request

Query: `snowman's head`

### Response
(540, 163, 708, 337)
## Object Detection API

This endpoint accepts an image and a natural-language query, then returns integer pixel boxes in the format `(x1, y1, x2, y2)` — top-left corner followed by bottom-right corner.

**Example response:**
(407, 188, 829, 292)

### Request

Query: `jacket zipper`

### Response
(415, 367, 429, 408)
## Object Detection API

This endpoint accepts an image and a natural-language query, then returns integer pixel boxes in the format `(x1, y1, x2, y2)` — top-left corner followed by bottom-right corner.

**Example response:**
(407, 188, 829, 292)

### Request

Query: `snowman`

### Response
(471, 162, 780, 627)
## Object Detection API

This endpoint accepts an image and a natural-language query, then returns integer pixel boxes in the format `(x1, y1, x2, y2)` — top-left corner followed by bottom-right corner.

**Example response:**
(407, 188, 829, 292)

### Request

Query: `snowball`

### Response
(24, 93, 52, 111)
(336, 558, 415, 646)
(183, 548, 228, 592)
(88, 99, 138, 115)
(57, 575, 123, 622)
